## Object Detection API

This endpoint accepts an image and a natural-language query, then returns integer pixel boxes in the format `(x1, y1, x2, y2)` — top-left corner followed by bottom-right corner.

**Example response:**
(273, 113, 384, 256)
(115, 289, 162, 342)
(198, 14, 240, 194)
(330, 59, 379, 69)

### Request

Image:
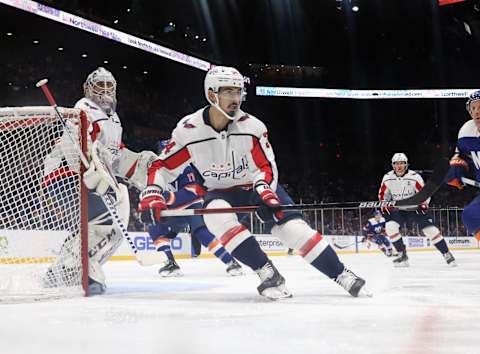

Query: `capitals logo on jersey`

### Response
(202, 151, 249, 181)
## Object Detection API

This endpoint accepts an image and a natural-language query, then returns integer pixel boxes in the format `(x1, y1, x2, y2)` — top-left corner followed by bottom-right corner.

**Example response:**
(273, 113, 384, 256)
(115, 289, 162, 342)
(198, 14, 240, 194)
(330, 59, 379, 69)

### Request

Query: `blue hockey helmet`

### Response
(466, 90, 480, 112)
(373, 210, 382, 217)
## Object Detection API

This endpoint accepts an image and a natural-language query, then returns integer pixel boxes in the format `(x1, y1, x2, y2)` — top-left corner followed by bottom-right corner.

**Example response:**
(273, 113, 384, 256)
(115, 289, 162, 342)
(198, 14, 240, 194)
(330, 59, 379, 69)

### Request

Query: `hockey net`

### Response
(0, 106, 88, 302)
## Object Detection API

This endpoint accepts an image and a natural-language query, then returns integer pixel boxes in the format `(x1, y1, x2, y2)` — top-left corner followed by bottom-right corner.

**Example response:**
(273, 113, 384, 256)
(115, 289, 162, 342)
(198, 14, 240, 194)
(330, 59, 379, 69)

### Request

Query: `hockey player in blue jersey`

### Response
(446, 90, 480, 243)
(361, 210, 393, 257)
(147, 141, 243, 277)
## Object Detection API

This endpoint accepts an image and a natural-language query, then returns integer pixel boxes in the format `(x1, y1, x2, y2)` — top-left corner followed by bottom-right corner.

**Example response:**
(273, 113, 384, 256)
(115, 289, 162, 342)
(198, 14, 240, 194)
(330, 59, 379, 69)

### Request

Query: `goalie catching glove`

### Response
(138, 185, 167, 224)
(254, 180, 284, 223)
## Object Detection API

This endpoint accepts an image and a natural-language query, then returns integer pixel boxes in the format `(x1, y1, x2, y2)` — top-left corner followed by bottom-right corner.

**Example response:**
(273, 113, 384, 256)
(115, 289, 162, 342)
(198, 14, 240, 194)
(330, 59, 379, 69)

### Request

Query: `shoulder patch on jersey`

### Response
(182, 119, 196, 129)
(164, 141, 176, 154)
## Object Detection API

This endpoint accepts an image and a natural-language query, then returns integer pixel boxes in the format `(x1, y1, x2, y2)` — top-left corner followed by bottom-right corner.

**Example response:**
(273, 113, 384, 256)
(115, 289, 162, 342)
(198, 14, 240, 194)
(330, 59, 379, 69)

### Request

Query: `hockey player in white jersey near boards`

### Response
(139, 66, 370, 298)
(378, 153, 456, 267)
(43, 67, 157, 295)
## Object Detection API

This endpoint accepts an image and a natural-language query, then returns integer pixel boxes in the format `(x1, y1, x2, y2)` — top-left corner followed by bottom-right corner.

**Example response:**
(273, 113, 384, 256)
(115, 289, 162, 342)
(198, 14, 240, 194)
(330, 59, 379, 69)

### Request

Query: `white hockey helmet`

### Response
(204, 66, 246, 121)
(84, 67, 117, 113)
(391, 152, 408, 166)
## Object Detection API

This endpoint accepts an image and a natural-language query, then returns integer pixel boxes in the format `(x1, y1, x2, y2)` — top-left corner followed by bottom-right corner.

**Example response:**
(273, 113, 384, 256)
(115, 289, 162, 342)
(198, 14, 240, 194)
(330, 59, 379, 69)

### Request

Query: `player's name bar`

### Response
(0, 0, 211, 71)
(256, 86, 479, 99)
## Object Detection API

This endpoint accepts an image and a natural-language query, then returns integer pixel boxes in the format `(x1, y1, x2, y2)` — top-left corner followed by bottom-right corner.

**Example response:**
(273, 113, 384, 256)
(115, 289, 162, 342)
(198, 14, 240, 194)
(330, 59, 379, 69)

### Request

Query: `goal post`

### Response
(0, 106, 88, 302)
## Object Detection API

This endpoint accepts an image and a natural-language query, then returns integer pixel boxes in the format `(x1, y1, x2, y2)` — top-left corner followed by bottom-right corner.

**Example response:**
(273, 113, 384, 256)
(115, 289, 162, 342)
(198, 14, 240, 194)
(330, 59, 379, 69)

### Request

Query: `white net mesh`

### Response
(0, 107, 87, 302)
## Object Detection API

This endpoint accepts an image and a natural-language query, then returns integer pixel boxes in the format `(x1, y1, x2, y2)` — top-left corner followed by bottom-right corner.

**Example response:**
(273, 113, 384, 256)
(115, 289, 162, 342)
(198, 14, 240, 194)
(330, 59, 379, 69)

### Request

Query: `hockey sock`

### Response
(231, 236, 269, 270)
(392, 239, 406, 253)
(309, 245, 345, 279)
(193, 227, 233, 264)
(433, 239, 449, 254)
(154, 237, 175, 262)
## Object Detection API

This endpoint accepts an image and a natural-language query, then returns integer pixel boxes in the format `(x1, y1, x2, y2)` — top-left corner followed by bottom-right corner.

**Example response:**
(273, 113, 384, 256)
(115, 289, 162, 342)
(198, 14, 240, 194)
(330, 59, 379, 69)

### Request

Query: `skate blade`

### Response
(260, 286, 293, 300)
(159, 270, 184, 277)
(227, 269, 245, 277)
(358, 286, 373, 298)
(447, 261, 458, 267)
(393, 261, 409, 268)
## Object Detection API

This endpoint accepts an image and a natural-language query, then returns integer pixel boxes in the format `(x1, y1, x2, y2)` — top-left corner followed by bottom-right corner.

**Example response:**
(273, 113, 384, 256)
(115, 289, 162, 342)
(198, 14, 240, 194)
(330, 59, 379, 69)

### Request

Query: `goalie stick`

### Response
(160, 157, 449, 217)
(36, 79, 164, 266)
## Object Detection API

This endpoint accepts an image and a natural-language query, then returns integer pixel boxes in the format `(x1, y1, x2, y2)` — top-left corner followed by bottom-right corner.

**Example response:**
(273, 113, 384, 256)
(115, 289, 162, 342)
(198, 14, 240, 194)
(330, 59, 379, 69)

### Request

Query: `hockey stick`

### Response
(161, 158, 449, 217)
(333, 241, 357, 249)
(36, 79, 164, 266)
(461, 177, 480, 188)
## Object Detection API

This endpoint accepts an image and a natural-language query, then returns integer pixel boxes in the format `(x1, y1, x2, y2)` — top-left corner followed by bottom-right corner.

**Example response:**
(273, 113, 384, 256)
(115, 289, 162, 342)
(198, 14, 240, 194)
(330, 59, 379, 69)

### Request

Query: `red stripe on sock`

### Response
(299, 232, 323, 257)
(220, 225, 247, 247)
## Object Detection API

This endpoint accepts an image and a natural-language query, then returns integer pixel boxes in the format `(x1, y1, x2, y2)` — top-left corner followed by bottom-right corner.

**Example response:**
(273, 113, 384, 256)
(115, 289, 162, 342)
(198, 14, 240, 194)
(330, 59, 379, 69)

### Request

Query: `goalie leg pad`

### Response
(87, 224, 123, 288)
(203, 199, 251, 253)
(88, 184, 130, 226)
(116, 183, 130, 226)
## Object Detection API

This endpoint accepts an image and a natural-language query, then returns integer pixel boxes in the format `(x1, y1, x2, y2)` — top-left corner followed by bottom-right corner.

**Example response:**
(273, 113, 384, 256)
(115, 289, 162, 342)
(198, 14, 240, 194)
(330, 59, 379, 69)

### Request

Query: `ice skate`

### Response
(335, 268, 372, 297)
(88, 277, 106, 295)
(392, 251, 409, 267)
(225, 259, 244, 276)
(158, 260, 183, 277)
(443, 251, 457, 267)
(385, 248, 393, 257)
(256, 260, 292, 300)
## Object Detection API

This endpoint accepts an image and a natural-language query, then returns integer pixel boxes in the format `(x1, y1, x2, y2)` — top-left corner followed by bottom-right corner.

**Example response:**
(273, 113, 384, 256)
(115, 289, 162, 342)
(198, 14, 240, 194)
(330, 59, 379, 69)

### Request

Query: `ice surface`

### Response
(1, 250, 479, 354)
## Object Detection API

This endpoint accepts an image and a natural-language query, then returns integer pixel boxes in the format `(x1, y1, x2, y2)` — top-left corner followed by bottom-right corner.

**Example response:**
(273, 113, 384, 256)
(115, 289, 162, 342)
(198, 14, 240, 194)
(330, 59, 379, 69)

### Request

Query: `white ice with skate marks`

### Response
(1, 250, 479, 354)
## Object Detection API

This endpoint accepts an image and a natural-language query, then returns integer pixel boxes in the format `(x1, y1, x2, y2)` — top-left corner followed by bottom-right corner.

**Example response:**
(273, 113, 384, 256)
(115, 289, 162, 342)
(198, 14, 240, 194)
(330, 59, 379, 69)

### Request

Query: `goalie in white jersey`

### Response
(43, 67, 156, 295)
(139, 66, 370, 299)
(378, 153, 456, 267)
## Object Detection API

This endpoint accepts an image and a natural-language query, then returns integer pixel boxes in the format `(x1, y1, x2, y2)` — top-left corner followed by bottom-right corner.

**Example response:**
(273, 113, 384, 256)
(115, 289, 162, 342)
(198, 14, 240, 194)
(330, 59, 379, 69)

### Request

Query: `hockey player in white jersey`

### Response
(139, 66, 370, 298)
(43, 67, 157, 295)
(378, 153, 456, 267)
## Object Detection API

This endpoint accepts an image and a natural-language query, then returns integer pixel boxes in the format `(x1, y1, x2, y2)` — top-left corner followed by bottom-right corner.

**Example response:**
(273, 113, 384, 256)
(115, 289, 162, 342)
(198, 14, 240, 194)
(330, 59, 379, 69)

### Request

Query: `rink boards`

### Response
(0, 230, 478, 263)
(110, 232, 480, 260)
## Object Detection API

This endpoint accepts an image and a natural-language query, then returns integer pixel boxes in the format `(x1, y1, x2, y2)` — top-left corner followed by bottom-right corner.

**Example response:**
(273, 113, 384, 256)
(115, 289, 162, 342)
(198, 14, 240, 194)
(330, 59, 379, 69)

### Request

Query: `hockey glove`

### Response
(84, 162, 111, 195)
(446, 156, 468, 190)
(254, 180, 284, 223)
(138, 185, 167, 224)
(416, 203, 429, 215)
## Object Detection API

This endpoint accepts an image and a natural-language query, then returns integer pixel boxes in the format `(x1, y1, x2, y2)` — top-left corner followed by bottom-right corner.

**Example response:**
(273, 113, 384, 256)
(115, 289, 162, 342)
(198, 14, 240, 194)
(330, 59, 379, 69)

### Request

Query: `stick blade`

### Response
(136, 251, 167, 266)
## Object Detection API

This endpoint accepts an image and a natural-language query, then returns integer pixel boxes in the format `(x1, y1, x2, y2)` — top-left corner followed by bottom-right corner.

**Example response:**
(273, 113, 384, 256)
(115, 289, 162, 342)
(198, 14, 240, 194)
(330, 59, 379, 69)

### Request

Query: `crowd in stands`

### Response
(0, 48, 475, 237)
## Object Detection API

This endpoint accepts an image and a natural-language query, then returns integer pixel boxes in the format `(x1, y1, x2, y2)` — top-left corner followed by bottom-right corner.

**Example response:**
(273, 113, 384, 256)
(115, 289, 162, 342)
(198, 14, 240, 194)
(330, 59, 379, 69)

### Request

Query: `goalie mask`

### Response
(84, 67, 117, 114)
(204, 66, 246, 121)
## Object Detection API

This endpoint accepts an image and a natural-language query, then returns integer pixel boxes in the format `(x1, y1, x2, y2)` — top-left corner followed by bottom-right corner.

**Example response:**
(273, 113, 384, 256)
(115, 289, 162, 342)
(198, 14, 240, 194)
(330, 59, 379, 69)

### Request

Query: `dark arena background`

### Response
(1, 1, 479, 353)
